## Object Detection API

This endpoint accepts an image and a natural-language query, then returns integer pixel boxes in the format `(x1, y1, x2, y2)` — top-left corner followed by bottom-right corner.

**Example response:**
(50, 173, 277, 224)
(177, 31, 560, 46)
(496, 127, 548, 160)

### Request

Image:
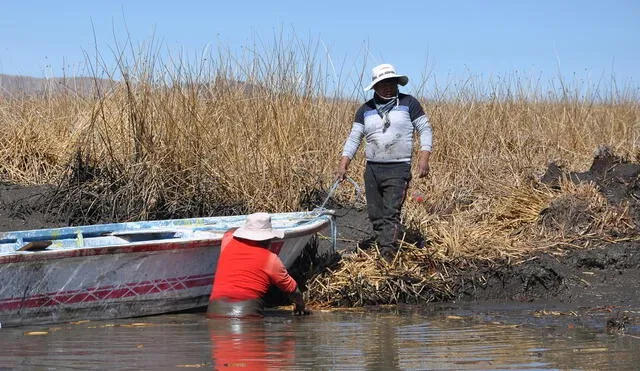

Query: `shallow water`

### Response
(1, 303, 638, 370)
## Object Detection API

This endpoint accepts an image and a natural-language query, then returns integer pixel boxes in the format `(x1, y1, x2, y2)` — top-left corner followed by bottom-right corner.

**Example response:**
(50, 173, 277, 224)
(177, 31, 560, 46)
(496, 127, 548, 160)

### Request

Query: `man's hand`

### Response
(290, 287, 311, 316)
(334, 156, 351, 181)
(293, 302, 311, 316)
(417, 151, 431, 178)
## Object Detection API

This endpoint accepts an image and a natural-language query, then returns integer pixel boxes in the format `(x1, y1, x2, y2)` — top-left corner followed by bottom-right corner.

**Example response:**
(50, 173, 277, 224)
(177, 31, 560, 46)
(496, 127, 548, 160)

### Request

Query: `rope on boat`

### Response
(329, 215, 337, 253)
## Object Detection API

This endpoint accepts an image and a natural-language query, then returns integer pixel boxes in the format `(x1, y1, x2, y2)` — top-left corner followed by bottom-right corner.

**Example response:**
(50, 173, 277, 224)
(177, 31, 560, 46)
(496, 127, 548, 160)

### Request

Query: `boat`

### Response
(0, 210, 335, 327)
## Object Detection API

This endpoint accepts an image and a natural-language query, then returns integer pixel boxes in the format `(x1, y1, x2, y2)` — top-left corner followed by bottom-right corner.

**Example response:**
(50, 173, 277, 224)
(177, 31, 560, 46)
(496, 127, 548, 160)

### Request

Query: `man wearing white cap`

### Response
(335, 63, 433, 261)
(207, 212, 309, 318)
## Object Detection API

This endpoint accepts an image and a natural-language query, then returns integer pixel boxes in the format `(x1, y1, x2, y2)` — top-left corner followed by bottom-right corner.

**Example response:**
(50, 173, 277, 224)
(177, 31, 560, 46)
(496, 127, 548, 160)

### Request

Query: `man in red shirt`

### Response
(207, 212, 310, 318)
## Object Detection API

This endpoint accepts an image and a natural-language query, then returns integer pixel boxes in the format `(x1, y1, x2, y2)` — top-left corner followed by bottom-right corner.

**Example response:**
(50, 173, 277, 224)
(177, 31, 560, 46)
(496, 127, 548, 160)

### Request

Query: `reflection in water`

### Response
(0, 304, 638, 370)
(208, 316, 295, 369)
(364, 315, 400, 370)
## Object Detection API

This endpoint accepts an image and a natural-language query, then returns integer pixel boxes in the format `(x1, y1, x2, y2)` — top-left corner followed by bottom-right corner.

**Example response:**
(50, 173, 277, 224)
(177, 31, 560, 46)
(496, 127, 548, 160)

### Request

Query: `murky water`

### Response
(1, 303, 638, 370)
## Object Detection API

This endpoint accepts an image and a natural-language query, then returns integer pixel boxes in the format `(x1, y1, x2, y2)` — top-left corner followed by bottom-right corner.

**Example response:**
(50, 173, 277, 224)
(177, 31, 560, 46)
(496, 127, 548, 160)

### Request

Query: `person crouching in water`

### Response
(207, 212, 310, 318)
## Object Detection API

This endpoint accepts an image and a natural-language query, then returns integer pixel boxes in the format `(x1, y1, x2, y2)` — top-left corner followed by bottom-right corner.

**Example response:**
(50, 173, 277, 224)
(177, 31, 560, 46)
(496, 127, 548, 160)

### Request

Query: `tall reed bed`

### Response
(1, 40, 638, 263)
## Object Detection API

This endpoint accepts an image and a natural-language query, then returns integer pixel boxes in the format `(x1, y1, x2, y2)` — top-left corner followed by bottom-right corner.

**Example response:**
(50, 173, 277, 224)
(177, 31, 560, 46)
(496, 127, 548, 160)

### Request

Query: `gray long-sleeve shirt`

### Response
(341, 93, 433, 163)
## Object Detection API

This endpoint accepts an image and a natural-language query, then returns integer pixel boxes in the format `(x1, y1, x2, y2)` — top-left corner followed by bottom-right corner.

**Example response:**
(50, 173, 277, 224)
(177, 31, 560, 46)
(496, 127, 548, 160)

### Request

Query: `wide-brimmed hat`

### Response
(364, 63, 409, 91)
(233, 212, 285, 241)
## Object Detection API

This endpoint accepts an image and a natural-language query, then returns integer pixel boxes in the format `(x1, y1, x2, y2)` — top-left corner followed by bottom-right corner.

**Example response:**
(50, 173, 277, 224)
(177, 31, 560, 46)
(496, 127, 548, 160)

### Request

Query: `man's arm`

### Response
(336, 115, 365, 181)
(266, 254, 311, 315)
(408, 96, 433, 179)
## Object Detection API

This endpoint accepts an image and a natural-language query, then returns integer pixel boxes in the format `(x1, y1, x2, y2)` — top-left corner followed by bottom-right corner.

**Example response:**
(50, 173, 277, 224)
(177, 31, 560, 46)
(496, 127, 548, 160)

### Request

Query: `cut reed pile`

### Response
(308, 243, 457, 308)
(1, 39, 639, 305)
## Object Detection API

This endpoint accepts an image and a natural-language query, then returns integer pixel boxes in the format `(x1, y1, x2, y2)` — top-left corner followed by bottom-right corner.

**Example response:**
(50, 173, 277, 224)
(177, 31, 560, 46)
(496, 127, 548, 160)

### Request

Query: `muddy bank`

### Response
(457, 148, 639, 307)
(455, 240, 640, 307)
(312, 148, 640, 310)
(0, 182, 61, 232)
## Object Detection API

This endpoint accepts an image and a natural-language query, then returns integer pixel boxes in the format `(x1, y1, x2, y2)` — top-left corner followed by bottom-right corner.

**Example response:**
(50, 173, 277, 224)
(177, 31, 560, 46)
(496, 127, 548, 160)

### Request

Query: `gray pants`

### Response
(364, 162, 411, 251)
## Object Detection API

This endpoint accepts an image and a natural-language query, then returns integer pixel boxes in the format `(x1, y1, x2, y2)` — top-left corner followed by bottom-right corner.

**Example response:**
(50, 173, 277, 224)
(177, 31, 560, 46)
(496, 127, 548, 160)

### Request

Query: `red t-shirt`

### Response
(210, 230, 297, 301)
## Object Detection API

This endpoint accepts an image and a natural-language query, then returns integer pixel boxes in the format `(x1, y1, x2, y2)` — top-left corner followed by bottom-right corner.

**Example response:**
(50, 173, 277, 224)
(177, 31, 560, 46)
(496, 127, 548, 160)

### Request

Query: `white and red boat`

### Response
(0, 210, 334, 327)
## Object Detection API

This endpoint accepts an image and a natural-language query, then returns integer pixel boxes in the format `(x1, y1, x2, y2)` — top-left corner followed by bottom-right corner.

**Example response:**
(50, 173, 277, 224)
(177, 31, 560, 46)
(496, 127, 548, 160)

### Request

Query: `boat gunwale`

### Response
(0, 211, 331, 242)
(0, 212, 333, 263)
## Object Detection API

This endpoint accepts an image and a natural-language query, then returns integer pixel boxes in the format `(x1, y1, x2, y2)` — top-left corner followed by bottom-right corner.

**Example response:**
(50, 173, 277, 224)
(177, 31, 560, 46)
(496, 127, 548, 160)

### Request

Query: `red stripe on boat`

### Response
(0, 273, 213, 311)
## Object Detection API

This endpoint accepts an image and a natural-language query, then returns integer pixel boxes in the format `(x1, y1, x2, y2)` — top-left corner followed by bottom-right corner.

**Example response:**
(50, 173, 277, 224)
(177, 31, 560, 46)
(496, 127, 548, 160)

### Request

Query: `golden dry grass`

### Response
(1, 45, 638, 268)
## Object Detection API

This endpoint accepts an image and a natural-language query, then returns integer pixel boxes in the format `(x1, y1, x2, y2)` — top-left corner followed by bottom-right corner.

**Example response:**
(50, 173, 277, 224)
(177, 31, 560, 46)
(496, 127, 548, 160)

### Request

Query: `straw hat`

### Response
(364, 63, 409, 91)
(233, 212, 285, 241)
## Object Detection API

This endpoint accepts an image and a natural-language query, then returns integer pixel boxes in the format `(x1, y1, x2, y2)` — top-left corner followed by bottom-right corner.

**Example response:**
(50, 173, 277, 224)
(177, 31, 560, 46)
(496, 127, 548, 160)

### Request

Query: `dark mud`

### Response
(455, 241, 640, 307)
(0, 182, 60, 232)
(1, 149, 639, 311)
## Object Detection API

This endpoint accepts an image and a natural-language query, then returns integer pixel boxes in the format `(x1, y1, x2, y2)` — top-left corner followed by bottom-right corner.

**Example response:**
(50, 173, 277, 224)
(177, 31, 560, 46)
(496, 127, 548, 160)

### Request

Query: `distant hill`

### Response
(0, 74, 115, 97)
(0, 73, 330, 99)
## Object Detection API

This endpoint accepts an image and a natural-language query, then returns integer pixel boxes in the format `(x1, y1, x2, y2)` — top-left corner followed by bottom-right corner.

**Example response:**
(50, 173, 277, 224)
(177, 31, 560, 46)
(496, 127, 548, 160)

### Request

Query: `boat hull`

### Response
(0, 212, 332, 327)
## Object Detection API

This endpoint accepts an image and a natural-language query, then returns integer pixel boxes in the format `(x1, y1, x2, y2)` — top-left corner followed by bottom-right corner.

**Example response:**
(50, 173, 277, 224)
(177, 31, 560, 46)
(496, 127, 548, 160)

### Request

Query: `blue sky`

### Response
(2, 1, 639, 96)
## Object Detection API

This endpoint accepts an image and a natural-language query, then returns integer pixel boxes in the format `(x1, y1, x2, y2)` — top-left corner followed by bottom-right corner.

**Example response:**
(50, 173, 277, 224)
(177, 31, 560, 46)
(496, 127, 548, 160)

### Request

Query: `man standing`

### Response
(207, 212, 309, 318)
(335, 63, 433, 261)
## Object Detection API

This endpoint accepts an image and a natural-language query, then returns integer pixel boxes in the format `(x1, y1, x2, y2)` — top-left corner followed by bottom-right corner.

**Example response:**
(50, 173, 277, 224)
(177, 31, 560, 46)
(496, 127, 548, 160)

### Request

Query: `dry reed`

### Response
(1, 37, 638, 304)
